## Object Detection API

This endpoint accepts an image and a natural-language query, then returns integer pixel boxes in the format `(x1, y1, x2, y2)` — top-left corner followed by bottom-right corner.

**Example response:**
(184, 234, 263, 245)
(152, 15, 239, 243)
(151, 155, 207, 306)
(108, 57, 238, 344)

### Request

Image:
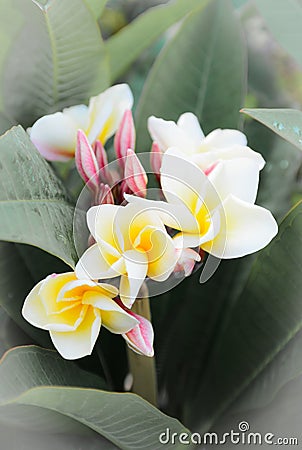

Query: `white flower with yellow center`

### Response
(126, 153, 278, 259)
(29, 84, 133, 161)
(148, 113, 265, 171)
(22, 272, 138, 360)
(75, 203, 187, 307)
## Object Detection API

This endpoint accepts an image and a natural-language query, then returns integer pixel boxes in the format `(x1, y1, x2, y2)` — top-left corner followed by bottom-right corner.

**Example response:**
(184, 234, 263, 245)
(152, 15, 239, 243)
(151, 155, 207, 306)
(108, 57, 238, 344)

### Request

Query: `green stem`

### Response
(126, 289, 158, 406)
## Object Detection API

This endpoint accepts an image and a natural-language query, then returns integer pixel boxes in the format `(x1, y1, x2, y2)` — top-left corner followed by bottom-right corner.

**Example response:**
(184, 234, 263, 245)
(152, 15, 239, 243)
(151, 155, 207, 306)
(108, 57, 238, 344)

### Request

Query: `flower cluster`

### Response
(23, 84, 278, 360)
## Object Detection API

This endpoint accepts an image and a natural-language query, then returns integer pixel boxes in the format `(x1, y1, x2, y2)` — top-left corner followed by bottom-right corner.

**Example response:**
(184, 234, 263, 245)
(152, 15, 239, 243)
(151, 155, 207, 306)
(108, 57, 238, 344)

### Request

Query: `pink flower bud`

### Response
(93, 140, 112, 184)
(150, 142, 163, 181)
(124, 149, 147, 197)
(114, 110, 136, 166)
(75, 130, 99, 190)
(115, 298, 154, 357)
(95, 183, 114, 205)
(174, 247, 201, 277)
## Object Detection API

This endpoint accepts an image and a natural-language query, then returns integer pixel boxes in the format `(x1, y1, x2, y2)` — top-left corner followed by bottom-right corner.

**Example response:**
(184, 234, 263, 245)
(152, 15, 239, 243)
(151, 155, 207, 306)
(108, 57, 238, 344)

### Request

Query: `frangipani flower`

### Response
(75, 203, 184, 307)
(29, 84, 133, 161)
(126, 153, 278, 259)
(22, 272, 138, 360)
(148, 113, 265, 171)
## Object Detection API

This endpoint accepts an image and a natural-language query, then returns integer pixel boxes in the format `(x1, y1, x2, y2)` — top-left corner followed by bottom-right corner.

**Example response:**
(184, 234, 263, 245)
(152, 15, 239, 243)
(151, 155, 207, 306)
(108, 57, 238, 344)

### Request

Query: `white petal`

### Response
(124, 194, 199, 234)
(22, 280, 48, 330)
(75, 244, 125, 280)
(22, 278, 88, 332)
(173, 206, 221, 248)
(86, 84, 133, 144)
(116, 202, 166, 249)
(148, 116, 197, 154)
(29, 112, 78, 161)
(146, 228, 179, 281)
(177, 112, 205, 142)
(161, 151, 213, 216)
(50, 307, 101, 360)
(63, 104, 90, 130)
(207, 159, 260, 206)
(191, 145, 265, 171)
(57, 279, 118, 301)
(202, 195, 278, 258)
(202, 128, 247, 148)
(87, 204, 121, 245)
(119, 250, 148, 307)
(82, 292, 138, 333)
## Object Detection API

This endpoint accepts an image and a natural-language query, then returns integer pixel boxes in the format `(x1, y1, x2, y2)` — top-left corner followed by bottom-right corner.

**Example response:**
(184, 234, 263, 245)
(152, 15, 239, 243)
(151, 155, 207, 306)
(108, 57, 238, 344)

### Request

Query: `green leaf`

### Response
(0, 306, 32, 358)
(0, 346, 105, 399)
(229, 328, 302, 415)
(0, 346, 190, 450)
(232, 0, 248, 7)
(0, 126, 77, 267)
(106, 0, 209, 81)
(84, 0, 108, 19)
(254, 0, 302, 68)
(0, 423, 118, 450)
(242, 108, 302, 151)
(184, 201, 302, 431)
(136, 0, 247, 151)
(153, 256, 254, 420)
(0, 0, 109, 127)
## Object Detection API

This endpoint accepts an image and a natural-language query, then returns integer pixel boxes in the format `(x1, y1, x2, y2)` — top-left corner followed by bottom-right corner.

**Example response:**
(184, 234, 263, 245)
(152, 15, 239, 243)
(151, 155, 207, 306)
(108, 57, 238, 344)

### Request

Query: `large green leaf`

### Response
(0, 423, 117, 450)
(136, 0, 247, 151)
(106, 0, 208, 81)
(255, 0, 302, 69)
(215, 369, 302, 448)
(0, 126, 77, 267)
(0, 346, 190, 450)
(0, 346, 107, 439)
(228, 328, 302, 415)
(184, 201, 302, 431)
(153, 257, 253, 419)
(0, 0, 109, 127)
(85, 0, 108, 19)
(242, 108, 302, 151)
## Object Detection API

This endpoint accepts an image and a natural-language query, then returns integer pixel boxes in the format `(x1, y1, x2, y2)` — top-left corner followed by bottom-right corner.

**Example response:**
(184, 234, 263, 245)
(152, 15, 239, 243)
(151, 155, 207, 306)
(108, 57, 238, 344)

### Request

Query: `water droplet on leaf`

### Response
(279, 160, 289, 169)
(273, 121, 285, 131)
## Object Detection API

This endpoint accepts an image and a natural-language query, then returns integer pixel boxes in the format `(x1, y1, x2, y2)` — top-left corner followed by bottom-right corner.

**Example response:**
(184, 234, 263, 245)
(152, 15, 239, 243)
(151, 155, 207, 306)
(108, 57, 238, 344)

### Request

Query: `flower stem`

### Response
(126, 290, 157, 406)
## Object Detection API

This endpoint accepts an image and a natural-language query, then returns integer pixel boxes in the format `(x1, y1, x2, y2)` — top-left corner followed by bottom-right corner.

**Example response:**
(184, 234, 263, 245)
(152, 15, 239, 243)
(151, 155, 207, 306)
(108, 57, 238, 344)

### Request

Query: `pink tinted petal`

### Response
(93, 140, 112, 184)
(114, 110, 136, 166)
(76, 130, 99, 190)
(94, 140, 108, 168)
(174, 247, 201, 277)
(124, 149, 147, 197)
(123, 311, 154, 357)
(115, 299, 154, 357)
(204, 161, 218, 176)
(150, 142, 163, 181)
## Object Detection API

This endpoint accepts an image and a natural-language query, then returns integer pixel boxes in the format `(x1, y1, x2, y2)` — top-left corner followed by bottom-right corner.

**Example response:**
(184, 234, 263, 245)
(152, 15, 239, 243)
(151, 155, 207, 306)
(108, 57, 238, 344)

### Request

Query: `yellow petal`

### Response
(50, 307, 101, 360)
(86, 84, 133, 145)
(82, 291, 138, 333)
